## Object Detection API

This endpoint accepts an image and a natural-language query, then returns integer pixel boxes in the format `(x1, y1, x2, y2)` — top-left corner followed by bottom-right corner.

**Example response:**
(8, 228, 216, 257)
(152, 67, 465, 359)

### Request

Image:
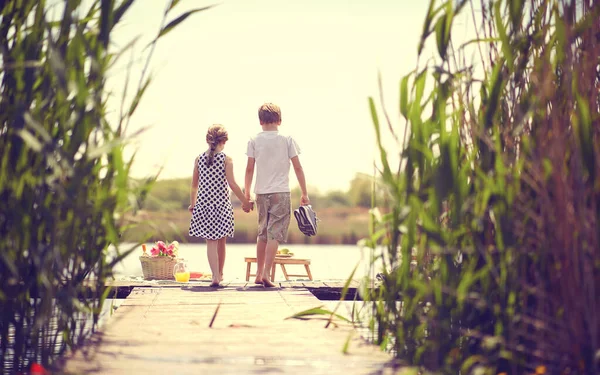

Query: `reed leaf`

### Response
(363, 1, 600, 373)
(158, 5, 216, 39)
(0, 0, 206, 372)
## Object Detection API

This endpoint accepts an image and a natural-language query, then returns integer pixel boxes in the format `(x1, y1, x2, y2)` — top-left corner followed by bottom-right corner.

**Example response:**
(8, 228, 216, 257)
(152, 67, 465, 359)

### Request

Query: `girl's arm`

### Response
(188, 157, 199, 212)
(225, 156, 252, 211)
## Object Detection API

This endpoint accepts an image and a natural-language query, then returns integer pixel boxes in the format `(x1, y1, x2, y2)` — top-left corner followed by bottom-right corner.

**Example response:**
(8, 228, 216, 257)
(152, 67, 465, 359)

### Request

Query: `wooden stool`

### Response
(245, 257, 313, 281)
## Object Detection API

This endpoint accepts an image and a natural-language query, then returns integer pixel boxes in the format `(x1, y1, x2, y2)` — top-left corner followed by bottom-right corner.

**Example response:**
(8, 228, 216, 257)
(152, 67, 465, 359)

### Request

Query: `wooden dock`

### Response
(104, 279, 366, 300)
(58, 283, 401, 374)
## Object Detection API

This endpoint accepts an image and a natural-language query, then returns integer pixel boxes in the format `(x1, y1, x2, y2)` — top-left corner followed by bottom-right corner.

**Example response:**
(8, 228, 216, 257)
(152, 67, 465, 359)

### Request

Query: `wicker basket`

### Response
(139, 256, 178, 280)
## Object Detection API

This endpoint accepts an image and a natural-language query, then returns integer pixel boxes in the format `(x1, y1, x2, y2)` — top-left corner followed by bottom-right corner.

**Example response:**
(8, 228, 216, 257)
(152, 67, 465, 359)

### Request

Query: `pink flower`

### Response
(147, 241, 178, 257)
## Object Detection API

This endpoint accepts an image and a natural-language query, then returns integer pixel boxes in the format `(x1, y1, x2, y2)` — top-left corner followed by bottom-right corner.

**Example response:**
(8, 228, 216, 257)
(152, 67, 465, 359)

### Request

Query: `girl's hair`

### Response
(206, 124, 228, 166)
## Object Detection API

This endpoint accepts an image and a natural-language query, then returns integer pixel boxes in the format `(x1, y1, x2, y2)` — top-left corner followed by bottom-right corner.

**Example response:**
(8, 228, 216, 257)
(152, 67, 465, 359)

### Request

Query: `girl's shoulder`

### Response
(213, 151, 227, 164)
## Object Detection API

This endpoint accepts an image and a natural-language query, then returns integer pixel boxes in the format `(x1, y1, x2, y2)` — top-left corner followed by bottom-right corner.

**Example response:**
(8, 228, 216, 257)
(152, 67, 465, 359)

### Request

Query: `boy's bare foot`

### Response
(210, 279, 220, 287)
(220, 274, 224, 282)
(262, 278, 276, 288)
(254, 279, 263, 284)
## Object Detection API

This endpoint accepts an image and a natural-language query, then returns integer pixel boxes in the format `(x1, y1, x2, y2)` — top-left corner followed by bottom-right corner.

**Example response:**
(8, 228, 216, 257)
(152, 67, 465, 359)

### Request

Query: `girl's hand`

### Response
(242, 200, 253, 213)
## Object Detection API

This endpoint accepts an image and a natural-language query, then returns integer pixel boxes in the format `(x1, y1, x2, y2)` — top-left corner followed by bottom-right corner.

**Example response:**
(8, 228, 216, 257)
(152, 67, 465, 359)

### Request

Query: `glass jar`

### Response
(173, 258, 190, 282)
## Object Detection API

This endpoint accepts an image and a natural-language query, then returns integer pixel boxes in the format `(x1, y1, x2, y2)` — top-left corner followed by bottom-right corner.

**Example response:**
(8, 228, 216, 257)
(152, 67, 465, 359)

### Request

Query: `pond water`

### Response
(112, 243, 385, 283)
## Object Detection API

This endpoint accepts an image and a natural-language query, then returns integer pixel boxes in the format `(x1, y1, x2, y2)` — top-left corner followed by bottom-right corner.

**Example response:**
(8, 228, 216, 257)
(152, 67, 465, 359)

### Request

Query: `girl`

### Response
(188, 124, 253, 287)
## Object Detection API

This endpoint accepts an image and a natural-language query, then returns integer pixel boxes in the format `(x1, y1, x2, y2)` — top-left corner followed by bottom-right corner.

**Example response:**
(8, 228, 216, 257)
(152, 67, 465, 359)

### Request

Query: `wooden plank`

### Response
(300, 281, 328, 288)
(105, 279, 360, 289)
(322, 280, 361, 288)
(58, 287, 398, 374)
(280, 281, 307, 288)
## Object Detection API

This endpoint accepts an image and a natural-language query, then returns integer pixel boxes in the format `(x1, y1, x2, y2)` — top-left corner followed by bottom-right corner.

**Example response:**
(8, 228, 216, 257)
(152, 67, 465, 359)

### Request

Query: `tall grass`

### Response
(0, 1, 211, 372)
(363, 0, 600, 374)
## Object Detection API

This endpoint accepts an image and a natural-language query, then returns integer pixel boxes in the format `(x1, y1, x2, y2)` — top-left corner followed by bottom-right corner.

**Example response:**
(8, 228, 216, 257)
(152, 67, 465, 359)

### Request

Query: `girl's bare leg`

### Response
(254, 239, 267, 284)
(206, 239, 220, 286)
(217, 237, 226, 281)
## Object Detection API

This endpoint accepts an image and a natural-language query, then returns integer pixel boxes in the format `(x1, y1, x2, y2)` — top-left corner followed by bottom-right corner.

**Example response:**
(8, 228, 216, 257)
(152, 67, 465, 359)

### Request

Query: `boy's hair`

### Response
(258, 103, 281, 124)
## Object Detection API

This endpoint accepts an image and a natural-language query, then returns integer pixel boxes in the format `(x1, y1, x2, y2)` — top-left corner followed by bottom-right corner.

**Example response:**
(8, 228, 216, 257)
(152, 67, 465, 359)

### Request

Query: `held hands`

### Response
(188, 204, 194, 213)
(242, 200, 254, 213)
(242, 192, 254, 213)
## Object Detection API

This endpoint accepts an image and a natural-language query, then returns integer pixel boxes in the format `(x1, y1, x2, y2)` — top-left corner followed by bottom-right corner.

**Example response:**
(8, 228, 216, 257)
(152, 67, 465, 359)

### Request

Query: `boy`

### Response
(244, 103, 310, 287)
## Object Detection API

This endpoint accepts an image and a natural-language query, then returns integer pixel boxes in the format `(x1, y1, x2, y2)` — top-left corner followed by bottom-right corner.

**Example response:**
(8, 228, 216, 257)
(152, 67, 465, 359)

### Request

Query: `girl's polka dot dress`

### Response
(189, 152, 234, 240)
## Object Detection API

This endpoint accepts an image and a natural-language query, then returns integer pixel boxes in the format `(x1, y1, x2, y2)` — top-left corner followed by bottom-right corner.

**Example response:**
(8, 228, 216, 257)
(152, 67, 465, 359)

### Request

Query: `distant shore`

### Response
(122, 207, 371, 245)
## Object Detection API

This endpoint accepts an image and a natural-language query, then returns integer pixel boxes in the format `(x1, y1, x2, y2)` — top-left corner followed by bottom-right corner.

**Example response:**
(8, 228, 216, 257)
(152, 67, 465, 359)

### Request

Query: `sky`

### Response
(106, 0, 443, 193)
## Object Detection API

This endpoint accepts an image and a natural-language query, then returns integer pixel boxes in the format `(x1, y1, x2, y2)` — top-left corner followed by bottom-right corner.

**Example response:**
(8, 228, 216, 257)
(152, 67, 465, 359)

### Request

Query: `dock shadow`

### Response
(235, 285, 282, 291)
(180, 285, 225, 292)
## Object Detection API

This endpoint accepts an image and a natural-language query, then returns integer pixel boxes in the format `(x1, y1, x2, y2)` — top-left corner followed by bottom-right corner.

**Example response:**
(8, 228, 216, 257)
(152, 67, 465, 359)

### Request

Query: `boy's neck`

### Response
(261, 122, 280, 132)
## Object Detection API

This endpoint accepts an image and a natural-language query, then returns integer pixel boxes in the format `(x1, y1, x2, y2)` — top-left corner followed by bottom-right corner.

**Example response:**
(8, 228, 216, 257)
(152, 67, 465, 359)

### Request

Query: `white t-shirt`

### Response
(246, 131, 300, 194)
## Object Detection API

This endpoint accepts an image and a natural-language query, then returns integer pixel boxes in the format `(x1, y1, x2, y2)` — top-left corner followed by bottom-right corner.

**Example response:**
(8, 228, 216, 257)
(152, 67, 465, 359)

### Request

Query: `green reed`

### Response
(0, 1, 212, 373)
(361, 0, 600, 374)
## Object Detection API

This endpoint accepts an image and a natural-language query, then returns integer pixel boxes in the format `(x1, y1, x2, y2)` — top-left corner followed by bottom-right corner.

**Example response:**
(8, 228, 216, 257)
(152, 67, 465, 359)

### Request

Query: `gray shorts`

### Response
(256, 192, 291, 243)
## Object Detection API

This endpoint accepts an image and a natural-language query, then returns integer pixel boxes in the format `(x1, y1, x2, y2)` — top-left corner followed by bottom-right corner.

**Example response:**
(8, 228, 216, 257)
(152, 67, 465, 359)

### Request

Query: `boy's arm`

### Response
(244, 157, 255, 201)
(189, 157, 200, 212)
(291, 156, 310, 205)
(225, 156, 252, 211)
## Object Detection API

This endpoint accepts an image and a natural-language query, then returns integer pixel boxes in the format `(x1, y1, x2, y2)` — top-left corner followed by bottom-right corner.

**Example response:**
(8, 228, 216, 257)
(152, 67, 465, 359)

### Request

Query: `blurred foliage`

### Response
(132, 174, 376, 245)
(142, 178, 190, 211)
(122, 206, 369, 245)
(358, 0, 600, 374)
(0, 0, 211, 373)
(348, 173, 376, 208)
(145, 172, 375, 212)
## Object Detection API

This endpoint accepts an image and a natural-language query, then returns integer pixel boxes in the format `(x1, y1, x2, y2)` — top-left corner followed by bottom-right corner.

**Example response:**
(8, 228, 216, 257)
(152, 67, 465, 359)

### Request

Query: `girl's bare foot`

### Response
(210, 279, 220, 287)
(220, 274, 224, 282)
(254, 280, 263, 284)
(262, 278, 276, 288)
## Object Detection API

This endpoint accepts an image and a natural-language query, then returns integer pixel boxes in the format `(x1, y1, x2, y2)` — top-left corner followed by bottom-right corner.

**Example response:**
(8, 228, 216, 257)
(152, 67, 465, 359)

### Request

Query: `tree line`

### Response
(141, 172, 377, 211)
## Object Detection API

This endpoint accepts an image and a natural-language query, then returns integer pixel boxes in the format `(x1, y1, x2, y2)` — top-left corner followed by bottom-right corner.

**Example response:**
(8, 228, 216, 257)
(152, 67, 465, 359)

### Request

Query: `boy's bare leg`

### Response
(254, 239, 267, 284)
(262, 239, 279, 287)
(206, 239, 220, 287)
(217, 237, 226, 281)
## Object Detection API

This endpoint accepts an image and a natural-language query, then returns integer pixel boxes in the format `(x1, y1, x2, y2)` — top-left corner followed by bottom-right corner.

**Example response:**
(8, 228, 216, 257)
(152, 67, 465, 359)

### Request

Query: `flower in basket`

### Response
(149, 240, 179, 258)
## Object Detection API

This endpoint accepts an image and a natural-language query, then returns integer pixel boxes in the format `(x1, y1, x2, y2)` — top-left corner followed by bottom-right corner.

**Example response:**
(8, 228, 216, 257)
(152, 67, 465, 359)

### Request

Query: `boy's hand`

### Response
(300, 194, 310, 206)
(242, 200, 254, 213)
(188, 205, 194, 213)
